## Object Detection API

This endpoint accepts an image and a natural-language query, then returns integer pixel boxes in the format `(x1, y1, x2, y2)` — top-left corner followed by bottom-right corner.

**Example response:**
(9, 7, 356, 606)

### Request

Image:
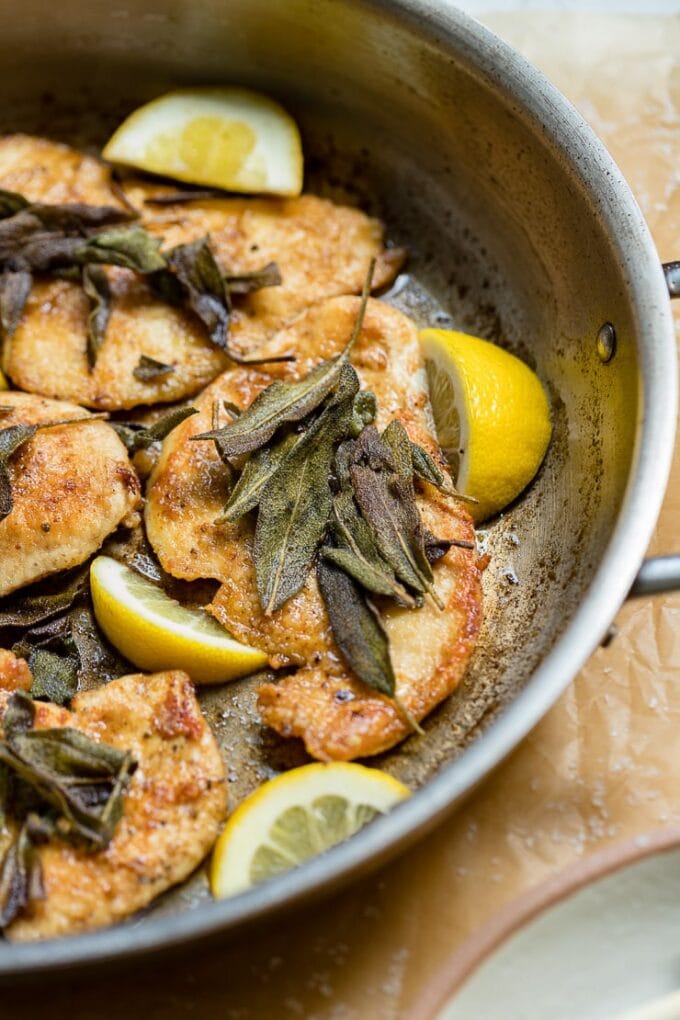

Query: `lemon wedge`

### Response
(419, 328, 552, 523)
(102, 87, 303, 196)
(90, 555, 268, 683)
(210, 762, 410, 898)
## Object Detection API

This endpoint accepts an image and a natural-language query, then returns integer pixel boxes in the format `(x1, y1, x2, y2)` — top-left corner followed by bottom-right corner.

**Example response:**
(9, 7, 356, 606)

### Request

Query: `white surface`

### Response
(457, 1, 680, 13)
(439, 848, 680, 1020)
(617, 990, 680, 1020)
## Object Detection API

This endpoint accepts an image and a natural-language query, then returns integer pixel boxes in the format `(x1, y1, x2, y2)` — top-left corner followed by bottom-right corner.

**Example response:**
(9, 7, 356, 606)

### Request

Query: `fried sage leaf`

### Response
(380, 420, 439, 598)
(255, 365, 360, 614)
(0, 690, 137, 850)
(0, 816, 46, 928)
(410, 439, 477, 504)
(150, 239, 285, 365)
(27, 203, 134, 233)
(0, 566, 89, 629)
(82, 264, 111, 367)
(422, 529, 474, 564)
(166, 237, 229, 350)
(218, 430, 300, 524)
(133, 355, 175, 382)
(348, 429, 434, 604)
(78, 226, 166, 273)
(410, 441, 450, 491)
(194, 359, 345, 459)
(317, 553, 423, 734)
(144, 189, 224, 206)
(14, 637, 79, 706)
(0, 269, 32, 337)
(223, 262, 282, 295)
(317, 555, 395, 696)
(111, 406, 198, 454)
(192, 258, 374, 459)
(324, 488, 417, 608)
(0, 188, 29, 219)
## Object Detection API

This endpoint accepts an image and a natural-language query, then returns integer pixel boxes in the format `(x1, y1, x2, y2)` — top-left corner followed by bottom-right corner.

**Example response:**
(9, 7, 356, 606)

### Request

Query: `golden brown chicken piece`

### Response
(145, 297, 481, 760)
(0, 134, 402, 410)
(0, 392, 141, 597)
(3, 670, 227, 941)
(0, 649, 32, 692)
(0, 133, 120, 206)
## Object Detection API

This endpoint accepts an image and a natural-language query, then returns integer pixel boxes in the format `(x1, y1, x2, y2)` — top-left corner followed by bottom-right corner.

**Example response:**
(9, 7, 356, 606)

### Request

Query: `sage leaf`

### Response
(325, 488, 417, 608)
(410, 441, 450, 491)
(351, 389, 377, 436)
(2, 689, 35, 737)
(380, 420, 438, 591)
(0, 566, 88, 628)
(144, 189, 224, 206)
(224, 262, 282, 295)
(133, 355, 175, 382)
(82, 264, 111, 366)
(0, 818, 45, 928)
(422, 530, 474, 564)
(410, 440, 477, 503)
(0, 188, 29, 219)
(349, 436, 429, 596)
(111, 406, 198, 454)
(191, 258, 374, 458)
(206, 401, 239, 474)
(0, 691, 137, 851)
(218, 430, 300, 523)
(28, 203, 133, 233)
(255, 365, 360, 614)
(317, 556, 396, 697)
(152, 240, 287, 364)
(0, 269, 32, 336)
(193, 360, 343, 458)
(167, 237, 230, 350)
(317, 554, 423, 734)
(67, 602, 131, 688)
(0, 213, 84, 272)
(18, 640, 79, 706)
(78, 226, 166, 273)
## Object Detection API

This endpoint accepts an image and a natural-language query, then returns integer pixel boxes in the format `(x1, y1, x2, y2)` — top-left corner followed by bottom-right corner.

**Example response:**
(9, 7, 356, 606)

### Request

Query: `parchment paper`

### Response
(10, 11, 680, 1019)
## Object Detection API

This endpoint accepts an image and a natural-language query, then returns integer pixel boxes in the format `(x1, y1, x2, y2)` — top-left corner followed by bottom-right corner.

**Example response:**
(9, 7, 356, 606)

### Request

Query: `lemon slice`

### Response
(419, 328, 552, 523)
(210, 762, 410, 898)
(90, 555, 267, 683)
(102, 87, 303, 196)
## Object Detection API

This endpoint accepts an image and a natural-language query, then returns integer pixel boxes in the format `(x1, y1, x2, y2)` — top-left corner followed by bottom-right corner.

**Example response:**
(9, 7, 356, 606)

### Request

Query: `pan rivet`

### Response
(596, 323, 617, 363)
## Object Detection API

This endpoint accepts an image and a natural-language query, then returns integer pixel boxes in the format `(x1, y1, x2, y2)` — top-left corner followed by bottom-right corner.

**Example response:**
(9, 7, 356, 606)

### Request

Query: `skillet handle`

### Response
(663, 261, 680, 298)
(629, 556, 680, 598)
(629, 270, 680, 596)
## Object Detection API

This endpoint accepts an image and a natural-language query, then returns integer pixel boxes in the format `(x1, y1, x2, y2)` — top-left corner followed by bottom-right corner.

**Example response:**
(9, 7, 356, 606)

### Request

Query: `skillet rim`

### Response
(0, 0, 675, 976)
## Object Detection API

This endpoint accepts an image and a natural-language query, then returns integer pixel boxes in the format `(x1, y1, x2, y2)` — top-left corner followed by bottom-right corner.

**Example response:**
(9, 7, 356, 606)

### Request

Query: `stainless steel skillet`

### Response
(0, 0, 677, 976)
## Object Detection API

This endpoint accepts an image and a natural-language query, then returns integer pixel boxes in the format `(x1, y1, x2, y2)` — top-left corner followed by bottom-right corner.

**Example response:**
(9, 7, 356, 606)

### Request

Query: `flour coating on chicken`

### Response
(0, 135, 402, 410)
(0, 391, 141, 597)
(145, 297, 481, 760)
(3, 670, 227, 941)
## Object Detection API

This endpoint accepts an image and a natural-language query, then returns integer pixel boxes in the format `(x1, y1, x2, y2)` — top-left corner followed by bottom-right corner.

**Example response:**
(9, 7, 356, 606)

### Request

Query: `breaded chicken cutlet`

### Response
(0, 134, 402, 410)
(145, 297, 482, 760)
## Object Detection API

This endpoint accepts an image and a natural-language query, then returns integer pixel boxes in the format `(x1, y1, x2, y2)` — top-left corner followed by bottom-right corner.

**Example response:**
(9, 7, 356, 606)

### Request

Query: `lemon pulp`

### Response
(210, 762, 410, 897)
(419, 328, 552, 523)
(102, 87, 303, 196)
(90, 555, 267, 684)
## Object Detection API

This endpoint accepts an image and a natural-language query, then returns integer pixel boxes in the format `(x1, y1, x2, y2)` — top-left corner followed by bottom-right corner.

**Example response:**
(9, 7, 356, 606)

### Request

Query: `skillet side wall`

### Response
(0, 0, 666, 965)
